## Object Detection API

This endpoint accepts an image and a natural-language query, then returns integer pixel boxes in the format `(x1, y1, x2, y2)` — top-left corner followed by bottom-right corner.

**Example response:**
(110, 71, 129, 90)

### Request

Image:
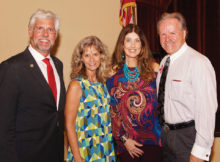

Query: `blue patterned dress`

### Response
(67, 77, 115, 162)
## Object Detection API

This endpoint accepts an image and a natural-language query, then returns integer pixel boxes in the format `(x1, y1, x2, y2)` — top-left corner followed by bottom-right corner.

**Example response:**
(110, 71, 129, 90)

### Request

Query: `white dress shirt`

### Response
(157, 43, 218, 161)
(28, 45, 61, 108)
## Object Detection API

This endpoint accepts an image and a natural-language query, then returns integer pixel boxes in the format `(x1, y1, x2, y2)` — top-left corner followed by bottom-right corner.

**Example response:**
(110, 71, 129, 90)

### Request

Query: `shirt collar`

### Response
(28, 45, 51, 62)
(170, 42, 188, 63)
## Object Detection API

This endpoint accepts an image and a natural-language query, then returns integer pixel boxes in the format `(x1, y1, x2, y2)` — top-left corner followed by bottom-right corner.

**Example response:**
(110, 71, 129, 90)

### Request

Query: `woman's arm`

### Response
(65, 80, 84, 162)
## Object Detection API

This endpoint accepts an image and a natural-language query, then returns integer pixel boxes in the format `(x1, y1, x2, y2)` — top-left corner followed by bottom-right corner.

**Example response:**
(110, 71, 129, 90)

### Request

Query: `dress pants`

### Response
(161, 125, 196, 162)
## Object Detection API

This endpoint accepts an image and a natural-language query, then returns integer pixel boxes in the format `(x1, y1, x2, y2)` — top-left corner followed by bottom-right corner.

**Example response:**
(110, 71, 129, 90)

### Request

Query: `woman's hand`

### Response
(124, 138, 144, 158)
(74, 157, 85, 162)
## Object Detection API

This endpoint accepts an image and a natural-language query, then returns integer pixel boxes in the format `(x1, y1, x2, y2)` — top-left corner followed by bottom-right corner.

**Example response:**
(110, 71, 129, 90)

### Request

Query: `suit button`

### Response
(57, 122, 59, 127)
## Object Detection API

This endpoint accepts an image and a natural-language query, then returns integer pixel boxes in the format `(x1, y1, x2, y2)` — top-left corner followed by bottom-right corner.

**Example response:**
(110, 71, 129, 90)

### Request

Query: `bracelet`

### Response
(120, 135, 128, 143)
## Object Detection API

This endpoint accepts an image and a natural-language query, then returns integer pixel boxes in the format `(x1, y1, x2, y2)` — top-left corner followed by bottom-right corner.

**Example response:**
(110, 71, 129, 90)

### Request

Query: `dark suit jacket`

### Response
(0, 48, 66, 162)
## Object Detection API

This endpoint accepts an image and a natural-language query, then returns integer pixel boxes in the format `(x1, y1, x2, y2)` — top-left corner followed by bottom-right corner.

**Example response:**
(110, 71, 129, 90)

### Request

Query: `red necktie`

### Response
(43, 58, 57, 103)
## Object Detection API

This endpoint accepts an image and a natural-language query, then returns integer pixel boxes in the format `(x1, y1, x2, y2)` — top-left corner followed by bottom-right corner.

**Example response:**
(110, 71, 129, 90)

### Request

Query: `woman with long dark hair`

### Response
(106, 24, 162, 162)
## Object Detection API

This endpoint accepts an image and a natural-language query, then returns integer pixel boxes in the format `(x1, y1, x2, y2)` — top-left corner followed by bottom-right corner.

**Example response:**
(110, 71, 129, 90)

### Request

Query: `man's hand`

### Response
(190, 154, 204, 162)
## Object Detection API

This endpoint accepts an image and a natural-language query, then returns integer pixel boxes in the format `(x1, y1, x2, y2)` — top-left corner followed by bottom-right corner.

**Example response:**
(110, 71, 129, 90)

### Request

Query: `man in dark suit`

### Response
(0, 9, 66, 162)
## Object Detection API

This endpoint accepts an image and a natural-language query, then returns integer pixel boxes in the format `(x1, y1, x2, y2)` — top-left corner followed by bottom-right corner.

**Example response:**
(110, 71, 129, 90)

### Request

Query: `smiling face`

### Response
(81, 46, 101, 74)
(158, 18, 186, 55)
(123, 32, 142, 59)
(28, 18, 57, 57)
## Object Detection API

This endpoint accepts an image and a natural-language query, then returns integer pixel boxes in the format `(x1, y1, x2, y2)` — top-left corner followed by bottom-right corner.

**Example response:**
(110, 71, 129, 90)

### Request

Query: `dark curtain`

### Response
(136, 0, 220, 135)
(136, 0, 173, 61)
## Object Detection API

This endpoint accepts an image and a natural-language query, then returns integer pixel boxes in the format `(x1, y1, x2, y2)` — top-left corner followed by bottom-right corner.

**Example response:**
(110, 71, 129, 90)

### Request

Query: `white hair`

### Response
(28, 9, 59, 32)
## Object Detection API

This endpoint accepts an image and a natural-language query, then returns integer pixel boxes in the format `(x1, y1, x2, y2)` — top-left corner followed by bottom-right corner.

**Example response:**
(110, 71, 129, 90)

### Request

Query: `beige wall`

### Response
(211, 138, 220, 162)
(0, 1, 219, 161)
(0, 0, 121, 85)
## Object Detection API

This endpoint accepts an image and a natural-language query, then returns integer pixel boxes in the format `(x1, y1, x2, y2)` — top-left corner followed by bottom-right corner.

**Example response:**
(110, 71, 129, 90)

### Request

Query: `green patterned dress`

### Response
(67, 77, 115, 162)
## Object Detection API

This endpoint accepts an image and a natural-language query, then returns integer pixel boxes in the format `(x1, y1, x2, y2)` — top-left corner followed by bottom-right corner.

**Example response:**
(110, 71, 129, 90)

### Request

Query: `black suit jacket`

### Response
(0, 48, 66, 162)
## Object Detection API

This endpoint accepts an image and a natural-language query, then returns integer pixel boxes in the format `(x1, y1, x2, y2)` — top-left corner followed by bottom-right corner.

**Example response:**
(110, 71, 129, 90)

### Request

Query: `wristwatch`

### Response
(120, 135, 128, 143)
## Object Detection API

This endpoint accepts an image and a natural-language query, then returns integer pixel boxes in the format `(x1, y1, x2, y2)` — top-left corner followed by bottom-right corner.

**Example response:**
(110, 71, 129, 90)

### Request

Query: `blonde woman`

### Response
(65, 36, 115, 162)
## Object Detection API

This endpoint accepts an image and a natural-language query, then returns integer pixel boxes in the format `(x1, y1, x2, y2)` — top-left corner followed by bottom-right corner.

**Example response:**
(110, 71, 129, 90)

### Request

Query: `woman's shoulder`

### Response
(152, 62, 160, 72)
(67, 79, 82, 97)
(72, 77, 83, 82)
(106, 70, 121, 91)
(72, 77, 89, 84)
(107, 70, 121, 83)
(68, 79, 81, 89)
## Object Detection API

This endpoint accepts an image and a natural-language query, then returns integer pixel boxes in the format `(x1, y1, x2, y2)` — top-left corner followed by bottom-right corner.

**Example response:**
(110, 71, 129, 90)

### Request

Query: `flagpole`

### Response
(132, 5, 137, 25)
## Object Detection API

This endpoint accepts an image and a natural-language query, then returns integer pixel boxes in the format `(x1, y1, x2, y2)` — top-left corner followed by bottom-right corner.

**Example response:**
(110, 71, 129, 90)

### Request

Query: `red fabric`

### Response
(43, 58, 57, 103)
(120, 0, 136, 27)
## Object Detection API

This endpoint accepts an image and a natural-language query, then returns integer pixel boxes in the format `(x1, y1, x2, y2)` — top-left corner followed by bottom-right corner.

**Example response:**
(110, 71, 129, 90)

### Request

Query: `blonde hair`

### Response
(70, 36, 110, 83)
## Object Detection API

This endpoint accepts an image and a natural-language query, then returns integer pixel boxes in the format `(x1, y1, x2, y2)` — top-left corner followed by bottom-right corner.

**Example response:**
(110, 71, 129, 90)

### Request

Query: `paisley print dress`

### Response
(106, 66, 161, 155)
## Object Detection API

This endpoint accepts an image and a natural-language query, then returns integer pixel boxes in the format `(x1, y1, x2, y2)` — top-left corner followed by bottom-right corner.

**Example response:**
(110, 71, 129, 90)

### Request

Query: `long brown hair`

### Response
(111, 24, 155, 82)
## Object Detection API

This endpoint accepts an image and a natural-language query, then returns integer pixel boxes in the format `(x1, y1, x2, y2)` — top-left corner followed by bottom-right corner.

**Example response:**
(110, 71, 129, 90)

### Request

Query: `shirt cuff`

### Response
(191, 143, 211, 161)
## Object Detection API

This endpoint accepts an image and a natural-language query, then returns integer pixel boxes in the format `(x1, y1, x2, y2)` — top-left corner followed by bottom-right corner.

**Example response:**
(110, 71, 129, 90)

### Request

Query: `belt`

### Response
(164, 120, 195, 130)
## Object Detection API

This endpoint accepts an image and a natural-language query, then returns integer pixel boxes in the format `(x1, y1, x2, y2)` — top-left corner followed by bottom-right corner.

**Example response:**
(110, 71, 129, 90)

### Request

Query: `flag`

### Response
(119, 0, 136, 27)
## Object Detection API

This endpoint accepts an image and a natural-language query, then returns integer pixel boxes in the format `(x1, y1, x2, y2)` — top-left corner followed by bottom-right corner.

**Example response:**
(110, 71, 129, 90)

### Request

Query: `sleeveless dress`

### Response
(67, 77, 115, 162)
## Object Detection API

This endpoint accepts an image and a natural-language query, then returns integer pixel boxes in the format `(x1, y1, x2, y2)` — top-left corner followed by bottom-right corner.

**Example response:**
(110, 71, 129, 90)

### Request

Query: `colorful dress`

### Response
(106, 66, 161, 155)
(67, 77, 115, 162)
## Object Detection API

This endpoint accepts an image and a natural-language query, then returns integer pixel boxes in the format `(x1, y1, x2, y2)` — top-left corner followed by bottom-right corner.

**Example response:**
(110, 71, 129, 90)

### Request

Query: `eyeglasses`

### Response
(34, 26, 56, 34)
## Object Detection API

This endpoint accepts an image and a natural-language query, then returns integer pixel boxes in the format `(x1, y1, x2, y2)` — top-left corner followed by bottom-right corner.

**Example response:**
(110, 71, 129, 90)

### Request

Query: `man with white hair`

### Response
(0, 9, 66, 162)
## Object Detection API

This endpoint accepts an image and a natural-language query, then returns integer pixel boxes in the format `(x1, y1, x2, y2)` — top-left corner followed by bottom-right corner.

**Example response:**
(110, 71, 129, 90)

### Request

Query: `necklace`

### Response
(123, 63, 140, 81)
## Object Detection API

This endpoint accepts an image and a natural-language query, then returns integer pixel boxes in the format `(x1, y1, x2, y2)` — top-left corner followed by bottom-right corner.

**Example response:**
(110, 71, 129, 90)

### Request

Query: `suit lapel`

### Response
(23, 48, 56, 105)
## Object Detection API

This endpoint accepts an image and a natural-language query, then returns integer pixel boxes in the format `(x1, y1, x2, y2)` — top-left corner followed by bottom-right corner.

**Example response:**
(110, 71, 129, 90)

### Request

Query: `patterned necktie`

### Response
(158, 57, 170, 125)
(43, 58, 57, 103)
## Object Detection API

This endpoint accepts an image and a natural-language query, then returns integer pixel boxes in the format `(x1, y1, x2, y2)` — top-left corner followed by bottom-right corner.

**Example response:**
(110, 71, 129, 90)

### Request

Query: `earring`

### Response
(122, 55, 125, 59)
